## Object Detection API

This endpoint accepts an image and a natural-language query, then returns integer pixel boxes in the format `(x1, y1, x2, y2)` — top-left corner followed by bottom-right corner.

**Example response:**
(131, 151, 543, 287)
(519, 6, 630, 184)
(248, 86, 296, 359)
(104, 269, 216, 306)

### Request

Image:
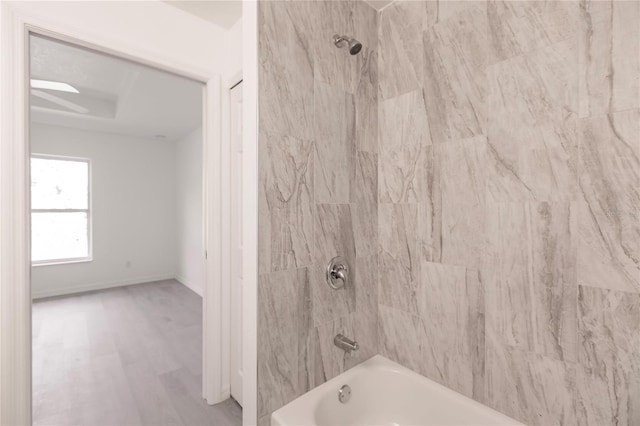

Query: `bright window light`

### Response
(30, 79, 79, 93)
(31, 156, 91, 264)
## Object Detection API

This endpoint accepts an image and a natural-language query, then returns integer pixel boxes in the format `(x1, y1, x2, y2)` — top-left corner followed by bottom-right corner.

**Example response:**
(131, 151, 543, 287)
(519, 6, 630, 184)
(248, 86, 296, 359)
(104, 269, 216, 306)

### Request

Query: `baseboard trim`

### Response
(32, 274, 176, 300)
(175, 275, 203, 297)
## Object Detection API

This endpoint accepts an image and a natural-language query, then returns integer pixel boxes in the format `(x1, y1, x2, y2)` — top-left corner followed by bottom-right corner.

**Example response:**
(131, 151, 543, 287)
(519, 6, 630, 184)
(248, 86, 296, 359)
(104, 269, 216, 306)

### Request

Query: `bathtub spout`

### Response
(334, 334, 359, 353)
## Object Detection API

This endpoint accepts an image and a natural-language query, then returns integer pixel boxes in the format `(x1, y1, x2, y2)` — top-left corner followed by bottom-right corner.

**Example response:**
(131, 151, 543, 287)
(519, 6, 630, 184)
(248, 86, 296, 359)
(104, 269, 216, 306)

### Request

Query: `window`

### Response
(31, 155, 91, 265)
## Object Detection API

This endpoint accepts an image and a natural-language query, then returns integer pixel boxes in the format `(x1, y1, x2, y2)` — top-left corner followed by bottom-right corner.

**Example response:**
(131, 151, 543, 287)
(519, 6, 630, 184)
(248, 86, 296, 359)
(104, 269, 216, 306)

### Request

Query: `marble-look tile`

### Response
(577, 285, 640, 426)
(355, 48, 378, 154)
(487, 117, 579, 202)
(297, 1, 375, 96)
(378, 301, 482, 400)
(258, 1, 313, 140)
(378, 1, 429, 99)
(378, 89, 431, 203)
(350, 256, 379, 371)
(578, 110, 640, 293)
(297, 262, 316, 395)
(436, 137, 488, 269)
(302, 258, 378, 391)
(437, 0, 482, 24)
(487, 39, 579, 202)
(488, 1, 579, 62)
(419, 262, 485, 399)
(378, 305, 431, 378)
(314, 204, 355, 264)
(353, 152, 378, 258)
(378, 203, 423, 315)
(309, 261, 355, 327)
(257, 414, 270, 426)
(258, 131, 314, 274)
(576, 367, 640, 426)
(485, 202, 577, 362)
(257, 268, 307, 417)
(484, 340, 577, 426)
(313, 309, 378, 384)
(349, 0, 379, 56)
(579, 0, 640, 117)
(355, 255, 378, 315)
(423, 3, 494, 144)
(346, 308, 378, 370)
(312, 316, 349, 383)
(314, 80, 356, 204)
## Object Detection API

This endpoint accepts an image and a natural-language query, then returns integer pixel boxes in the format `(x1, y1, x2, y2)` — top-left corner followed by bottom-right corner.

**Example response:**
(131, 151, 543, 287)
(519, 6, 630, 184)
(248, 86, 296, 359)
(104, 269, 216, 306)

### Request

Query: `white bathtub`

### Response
(271, 355, 524, 426)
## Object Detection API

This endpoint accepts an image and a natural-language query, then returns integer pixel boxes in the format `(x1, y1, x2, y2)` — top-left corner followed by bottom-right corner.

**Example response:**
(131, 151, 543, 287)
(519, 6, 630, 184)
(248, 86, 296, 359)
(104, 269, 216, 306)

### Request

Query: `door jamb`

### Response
(0, 4, 229, 424)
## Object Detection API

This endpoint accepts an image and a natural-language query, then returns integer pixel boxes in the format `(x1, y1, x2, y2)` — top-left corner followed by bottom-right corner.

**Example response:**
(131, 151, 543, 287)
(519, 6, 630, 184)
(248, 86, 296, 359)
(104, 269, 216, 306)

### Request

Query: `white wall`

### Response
(175, 127, 204, 295)
(31, 123, 177, 298)
(224, 17, 243, 85)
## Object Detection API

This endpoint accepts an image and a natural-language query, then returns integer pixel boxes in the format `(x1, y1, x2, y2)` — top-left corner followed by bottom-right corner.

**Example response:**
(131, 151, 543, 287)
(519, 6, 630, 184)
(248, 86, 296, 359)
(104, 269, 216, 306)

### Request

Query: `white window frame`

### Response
(30, 153, 92, 266)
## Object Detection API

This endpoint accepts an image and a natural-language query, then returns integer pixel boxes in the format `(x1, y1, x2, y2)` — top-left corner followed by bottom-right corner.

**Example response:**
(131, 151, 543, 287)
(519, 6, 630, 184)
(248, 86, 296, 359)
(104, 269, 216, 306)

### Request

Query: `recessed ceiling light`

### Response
(30, 79, 79, 93)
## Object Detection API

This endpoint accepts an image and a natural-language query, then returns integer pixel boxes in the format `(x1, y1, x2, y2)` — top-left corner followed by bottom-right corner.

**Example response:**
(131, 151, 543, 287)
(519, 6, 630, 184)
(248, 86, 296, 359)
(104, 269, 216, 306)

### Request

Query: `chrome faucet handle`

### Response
(326, 256, 348, 290)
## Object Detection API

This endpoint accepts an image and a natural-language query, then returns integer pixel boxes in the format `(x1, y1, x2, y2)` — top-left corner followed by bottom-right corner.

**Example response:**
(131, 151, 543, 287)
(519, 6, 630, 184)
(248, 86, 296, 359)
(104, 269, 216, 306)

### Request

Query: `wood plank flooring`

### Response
(32, 279, 242, 426)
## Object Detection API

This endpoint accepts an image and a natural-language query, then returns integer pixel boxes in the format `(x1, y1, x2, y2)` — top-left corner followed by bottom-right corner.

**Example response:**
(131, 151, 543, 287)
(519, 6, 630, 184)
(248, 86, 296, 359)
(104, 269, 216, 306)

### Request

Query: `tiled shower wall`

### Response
(256, 1, 378, 423)
(376, 1, 639, 426)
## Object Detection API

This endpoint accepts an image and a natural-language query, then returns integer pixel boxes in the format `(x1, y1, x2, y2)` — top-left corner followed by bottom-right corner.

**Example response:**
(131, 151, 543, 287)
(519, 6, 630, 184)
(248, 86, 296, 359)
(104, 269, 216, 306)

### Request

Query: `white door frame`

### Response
(0, 3, 230, 424)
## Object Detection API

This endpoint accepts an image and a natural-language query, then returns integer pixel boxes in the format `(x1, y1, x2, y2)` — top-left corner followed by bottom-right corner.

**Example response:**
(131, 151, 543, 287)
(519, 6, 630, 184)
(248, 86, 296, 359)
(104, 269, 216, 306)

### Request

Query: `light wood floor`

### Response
(32, 280, 242, 426)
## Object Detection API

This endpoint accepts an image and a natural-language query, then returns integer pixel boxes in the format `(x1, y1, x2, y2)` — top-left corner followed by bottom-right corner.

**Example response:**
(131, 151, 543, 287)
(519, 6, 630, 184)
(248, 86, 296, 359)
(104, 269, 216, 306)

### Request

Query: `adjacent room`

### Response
(29, 34, 240, 425)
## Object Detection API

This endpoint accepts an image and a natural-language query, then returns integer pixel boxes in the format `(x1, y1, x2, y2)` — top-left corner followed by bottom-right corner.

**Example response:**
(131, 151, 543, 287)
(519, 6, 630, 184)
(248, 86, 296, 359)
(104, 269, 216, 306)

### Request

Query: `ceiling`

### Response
(30, 35, 203, 142)
(164, 1, 242, 29)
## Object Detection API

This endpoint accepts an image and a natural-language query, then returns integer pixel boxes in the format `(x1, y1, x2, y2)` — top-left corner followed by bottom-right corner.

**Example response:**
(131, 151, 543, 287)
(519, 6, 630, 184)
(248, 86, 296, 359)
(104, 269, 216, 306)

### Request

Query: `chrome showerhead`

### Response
(333, 34, 362, 55)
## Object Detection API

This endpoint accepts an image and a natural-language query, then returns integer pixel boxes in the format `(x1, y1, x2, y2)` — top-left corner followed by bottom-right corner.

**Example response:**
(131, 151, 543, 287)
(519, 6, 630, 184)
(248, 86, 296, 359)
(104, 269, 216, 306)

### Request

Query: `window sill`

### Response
(32, 257, 93, 267)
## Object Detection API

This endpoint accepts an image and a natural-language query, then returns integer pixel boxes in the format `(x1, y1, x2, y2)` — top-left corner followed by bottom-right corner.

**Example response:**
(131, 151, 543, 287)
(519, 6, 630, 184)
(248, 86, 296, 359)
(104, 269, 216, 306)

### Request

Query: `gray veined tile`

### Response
(350, 0, 378, 55)
(578, 110, 640, 293)
(258, 1, 313, 140)
(353, 151, 378, 258)
(378, 300, 482, 401)
(308, 261, 355, 328)
(301, 1, 375, 96)
(488, 38, 578, 127)
(419, 263, 485, 399)
(314, 203, 356, 264)
(577, 286, 640, 426)
(436, 137, 489, 269)
(485, 201, 578, 362)
(257, 414, 271, 426)
(355, 48, 378, 154)
(297, 266, 319, 395)
(258, 131, 314, 274)
(488, 0, 579, 62)
(314, 80, 356, 204)
(423, 2, 494, 144)
(312, 310, 378, 386)
(486, 117, 579, 202)
(378, 1, 429, 99)
(487, 38, 579, 202)
(378, 203, 423, 315)
(379, 89, 431, 204)
(346, 308, 378, 371)
(257, 268, 307, 417)
(579, 0, 640, 117)
(311, 316, 348, 384)
(436, 0, 481, 24)
(378, 305, 431, 378)
(484, 338, 577, 426)
(355, 255, 378, 315)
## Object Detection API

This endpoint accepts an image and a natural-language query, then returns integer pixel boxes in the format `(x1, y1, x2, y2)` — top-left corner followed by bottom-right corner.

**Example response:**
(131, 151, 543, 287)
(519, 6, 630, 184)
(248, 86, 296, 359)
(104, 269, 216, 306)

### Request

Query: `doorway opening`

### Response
(29, 33, 240, 425)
